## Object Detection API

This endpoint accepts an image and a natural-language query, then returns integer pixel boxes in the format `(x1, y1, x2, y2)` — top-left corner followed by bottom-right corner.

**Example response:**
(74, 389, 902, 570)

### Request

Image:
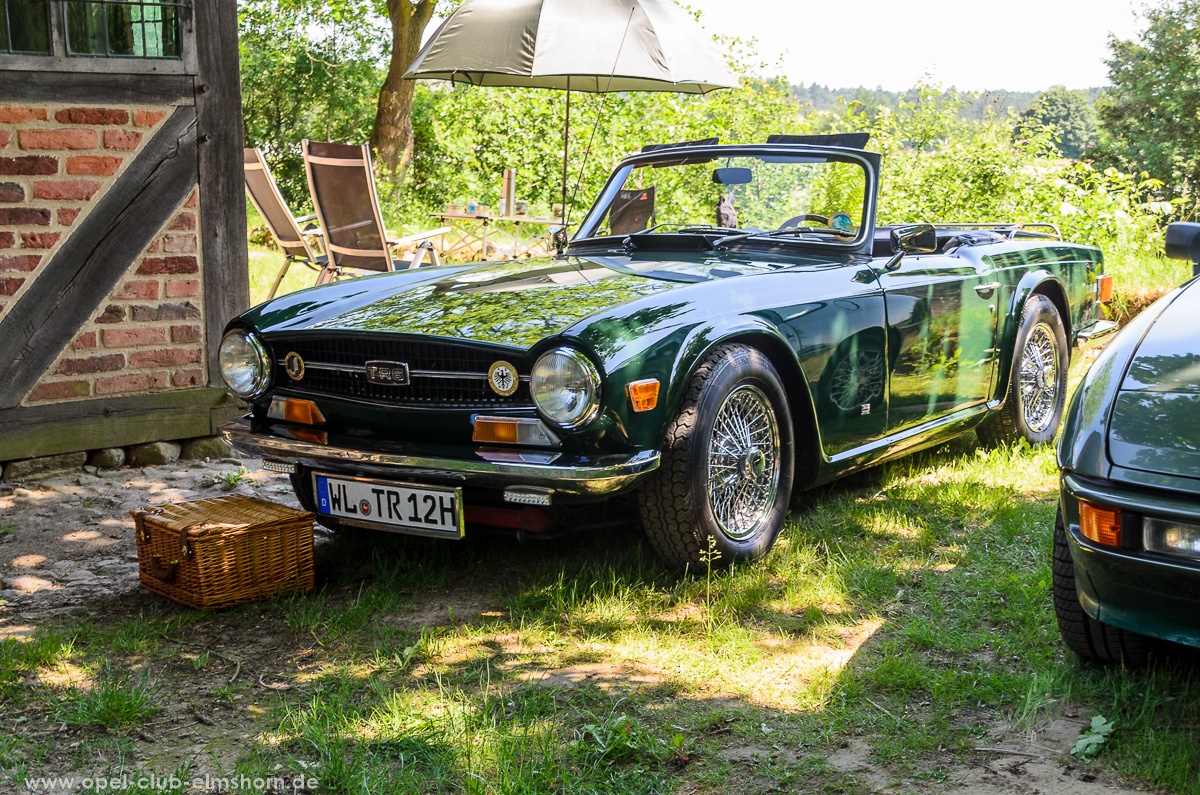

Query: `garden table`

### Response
(431, 212, 563, 261)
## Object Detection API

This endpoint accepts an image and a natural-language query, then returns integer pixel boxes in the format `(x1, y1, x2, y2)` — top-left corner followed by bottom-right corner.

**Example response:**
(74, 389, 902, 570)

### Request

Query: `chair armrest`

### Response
(294, 213, 318, 223)
(387, 226, 452, 248)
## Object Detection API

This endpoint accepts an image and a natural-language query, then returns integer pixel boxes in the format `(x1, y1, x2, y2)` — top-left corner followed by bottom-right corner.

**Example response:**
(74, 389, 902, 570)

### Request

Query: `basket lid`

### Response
(130, 495, 313, 537)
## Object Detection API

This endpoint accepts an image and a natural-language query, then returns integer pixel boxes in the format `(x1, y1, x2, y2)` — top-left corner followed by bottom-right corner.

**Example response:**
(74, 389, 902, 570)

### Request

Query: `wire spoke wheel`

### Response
(1018, 322, 1058, 434)
(705, 385, 781, 540)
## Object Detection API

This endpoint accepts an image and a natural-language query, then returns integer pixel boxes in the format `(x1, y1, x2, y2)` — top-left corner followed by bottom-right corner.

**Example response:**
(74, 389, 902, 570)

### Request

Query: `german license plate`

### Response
(313, 474, 463, 538)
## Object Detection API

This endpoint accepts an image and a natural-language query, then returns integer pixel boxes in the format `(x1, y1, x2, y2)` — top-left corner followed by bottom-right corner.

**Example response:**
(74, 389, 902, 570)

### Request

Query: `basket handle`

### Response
(135, 514, 193, 583)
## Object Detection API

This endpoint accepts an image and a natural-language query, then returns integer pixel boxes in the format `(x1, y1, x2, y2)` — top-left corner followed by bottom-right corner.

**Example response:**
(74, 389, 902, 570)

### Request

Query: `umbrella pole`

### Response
(555, 79, 570, 256)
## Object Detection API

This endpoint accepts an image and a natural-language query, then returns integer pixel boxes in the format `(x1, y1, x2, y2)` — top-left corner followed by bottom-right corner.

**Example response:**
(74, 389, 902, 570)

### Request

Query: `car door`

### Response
(879, 253, 999, 433)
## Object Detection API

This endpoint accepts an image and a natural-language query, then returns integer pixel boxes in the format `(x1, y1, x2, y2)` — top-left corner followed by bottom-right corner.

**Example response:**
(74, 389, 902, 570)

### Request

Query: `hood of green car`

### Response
(242, 252, 826, 350)
(1108, 280, 1200, 478)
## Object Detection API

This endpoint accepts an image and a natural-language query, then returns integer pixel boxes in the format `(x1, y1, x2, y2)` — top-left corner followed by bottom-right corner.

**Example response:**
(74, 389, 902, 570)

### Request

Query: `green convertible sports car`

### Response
(219, 134, 1115, 569)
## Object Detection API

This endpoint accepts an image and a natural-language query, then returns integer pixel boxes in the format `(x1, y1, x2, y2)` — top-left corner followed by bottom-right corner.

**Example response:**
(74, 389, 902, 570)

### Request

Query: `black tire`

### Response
(977, 293, 1068, 446)
(639, 344, 795, 570)
(1053, 506, 1150, 664)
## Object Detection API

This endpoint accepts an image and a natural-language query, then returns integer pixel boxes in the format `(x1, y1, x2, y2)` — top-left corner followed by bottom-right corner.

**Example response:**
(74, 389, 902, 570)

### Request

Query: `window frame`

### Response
(0, 0, 195, 75)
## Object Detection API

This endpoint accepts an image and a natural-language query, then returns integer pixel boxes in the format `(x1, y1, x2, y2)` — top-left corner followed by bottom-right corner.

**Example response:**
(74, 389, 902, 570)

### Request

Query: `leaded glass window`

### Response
(2, 0, 51, 55)
(66, 1, 183, 58)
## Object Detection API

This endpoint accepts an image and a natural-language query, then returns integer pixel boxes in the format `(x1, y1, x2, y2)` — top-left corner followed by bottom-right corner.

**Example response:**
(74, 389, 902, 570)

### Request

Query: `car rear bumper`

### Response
(1060, 472, 1200, 649)
(218, 415, 659, 498)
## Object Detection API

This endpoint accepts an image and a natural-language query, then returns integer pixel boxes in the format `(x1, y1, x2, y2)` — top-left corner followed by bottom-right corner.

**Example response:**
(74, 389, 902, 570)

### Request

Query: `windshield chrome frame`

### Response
(572, 144, 880, 252)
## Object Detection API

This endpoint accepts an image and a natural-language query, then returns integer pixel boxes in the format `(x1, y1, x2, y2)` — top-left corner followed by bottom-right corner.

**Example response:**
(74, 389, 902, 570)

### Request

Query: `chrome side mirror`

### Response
(891, 223, 938, 255)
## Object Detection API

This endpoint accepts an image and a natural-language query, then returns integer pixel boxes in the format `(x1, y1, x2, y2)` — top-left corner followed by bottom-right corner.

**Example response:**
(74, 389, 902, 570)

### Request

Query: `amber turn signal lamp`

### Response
(1079, 500, 1121, 547)
(473, 416, 520, 444)
(627, 379, 660, 412)
(1097, 274, 1114, 302)
(284, 399, 325, 425)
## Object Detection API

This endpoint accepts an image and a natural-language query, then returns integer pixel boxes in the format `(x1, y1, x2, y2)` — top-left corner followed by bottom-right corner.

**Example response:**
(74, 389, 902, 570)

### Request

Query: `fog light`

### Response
(504, 487, 553, 506)
(1143, 517, 1200, 561)
(627, 379, 660, 412)
(472, 416, 560, 447)
(268, 397, 325, 425)
(261, 459, 297, 474)
(1079, 500, 1121, 547)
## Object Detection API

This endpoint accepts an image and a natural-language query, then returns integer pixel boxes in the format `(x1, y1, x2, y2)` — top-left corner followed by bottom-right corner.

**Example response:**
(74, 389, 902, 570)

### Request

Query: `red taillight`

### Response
(1079, 500, 1121, 547)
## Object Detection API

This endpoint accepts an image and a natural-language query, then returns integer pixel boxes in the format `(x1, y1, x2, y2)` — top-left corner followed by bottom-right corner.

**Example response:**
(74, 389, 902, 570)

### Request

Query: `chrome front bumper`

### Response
(1073, 319, 1119, 351)
(218, 416, 659, 496)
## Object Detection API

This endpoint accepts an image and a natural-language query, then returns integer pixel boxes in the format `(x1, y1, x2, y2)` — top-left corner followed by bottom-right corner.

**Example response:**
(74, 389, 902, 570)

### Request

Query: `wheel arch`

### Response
(995, 272, 1071, 401)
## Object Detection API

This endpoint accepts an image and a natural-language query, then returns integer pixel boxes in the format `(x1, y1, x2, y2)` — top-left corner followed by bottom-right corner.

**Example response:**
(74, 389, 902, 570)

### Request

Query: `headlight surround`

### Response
(218, 329, 271, 399)
(530, 347, 601, 428)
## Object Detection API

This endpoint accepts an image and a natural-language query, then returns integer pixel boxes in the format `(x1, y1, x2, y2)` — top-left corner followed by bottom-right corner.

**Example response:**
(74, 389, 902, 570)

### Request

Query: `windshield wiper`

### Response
(713, 227, 856, 249)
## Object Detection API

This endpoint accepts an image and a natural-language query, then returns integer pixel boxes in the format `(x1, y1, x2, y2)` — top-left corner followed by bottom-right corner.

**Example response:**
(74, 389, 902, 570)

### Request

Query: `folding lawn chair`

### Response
(301, 140, 450, 282)
(243, 148, 328, 300)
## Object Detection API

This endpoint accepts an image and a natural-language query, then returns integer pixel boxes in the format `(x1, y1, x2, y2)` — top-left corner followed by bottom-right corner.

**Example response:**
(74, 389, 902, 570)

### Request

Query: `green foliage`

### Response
(1071, 715, 1116, 759)
(55, 666, 163, 733)
(1019, 86, 1098, 160)
(1095, 0, 1200, 202)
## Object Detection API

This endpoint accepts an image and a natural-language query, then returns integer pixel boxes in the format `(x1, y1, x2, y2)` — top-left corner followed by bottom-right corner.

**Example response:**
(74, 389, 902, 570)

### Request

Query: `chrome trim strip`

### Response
(219, 417, 658, 494)
(275, 360, 531, 382)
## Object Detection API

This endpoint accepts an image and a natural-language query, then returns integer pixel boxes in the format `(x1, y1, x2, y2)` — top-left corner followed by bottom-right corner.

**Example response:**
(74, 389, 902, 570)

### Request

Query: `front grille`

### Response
(269, 335, 533, 409)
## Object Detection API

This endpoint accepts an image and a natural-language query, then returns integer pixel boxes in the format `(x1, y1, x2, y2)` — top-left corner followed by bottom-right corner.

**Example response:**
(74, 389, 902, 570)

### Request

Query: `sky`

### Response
(688, 0, 1147, 92)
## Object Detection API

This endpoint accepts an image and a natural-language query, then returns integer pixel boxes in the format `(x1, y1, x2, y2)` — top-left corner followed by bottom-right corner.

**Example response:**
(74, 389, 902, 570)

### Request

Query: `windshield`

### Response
(576, 151, 871, 246)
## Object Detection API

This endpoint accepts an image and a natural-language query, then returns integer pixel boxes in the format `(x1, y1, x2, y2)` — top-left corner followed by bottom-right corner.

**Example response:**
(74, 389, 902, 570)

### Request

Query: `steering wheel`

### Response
(776, 214, 830, 231)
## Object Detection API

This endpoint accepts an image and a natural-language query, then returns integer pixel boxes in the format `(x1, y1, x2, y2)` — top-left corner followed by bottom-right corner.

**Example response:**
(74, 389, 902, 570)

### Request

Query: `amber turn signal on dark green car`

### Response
(219, 134, 1114, 569)
(1054, 221, 1200, 664)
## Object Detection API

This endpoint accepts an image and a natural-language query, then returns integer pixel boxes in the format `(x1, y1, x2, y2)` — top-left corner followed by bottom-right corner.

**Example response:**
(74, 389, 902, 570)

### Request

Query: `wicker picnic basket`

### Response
(131, 495, 315, 610)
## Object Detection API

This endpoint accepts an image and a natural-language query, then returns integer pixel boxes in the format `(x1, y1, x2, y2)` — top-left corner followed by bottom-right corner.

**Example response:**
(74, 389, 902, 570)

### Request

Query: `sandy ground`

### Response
(0, 454, 1158, 794)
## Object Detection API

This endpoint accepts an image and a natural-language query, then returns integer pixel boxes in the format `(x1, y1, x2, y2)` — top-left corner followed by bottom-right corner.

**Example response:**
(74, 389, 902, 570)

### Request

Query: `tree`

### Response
(1095, 0, 1200, 197)
(370, 0, 438, 177)
(1020, 86, 1097, 159)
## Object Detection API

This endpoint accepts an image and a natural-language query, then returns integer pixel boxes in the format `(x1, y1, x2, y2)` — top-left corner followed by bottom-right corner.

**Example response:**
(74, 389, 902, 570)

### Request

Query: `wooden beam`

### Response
(0, 71, 196, 105)
(0, 388, 240, 462)
(195, 0, 249, 385)
(0, 108, 199, 408)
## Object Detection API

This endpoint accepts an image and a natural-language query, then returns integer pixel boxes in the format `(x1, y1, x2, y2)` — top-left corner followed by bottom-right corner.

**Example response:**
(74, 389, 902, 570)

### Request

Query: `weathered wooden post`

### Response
(0, 1, 247, 475)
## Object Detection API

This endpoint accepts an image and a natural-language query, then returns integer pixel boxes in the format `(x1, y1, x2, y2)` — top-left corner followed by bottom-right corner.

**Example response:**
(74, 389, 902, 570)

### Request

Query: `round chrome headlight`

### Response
(531, 347, 601, 428)
(218, 329, 271, 399)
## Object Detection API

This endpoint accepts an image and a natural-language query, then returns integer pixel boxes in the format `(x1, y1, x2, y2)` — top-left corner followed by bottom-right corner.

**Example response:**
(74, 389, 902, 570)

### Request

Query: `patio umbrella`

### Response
(404, 0, 739, 237)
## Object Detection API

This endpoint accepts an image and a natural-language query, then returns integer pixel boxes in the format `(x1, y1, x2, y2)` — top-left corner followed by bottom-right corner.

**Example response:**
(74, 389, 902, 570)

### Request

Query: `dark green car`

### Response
(219, 135, 1114, 569)
(1054, 222, 1200, 663)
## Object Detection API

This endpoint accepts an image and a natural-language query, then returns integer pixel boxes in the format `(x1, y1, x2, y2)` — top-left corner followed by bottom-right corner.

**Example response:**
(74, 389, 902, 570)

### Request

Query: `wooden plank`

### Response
(0, 388, 239, 461)
(0, 108, 199, 408)
(194, 0, 250, 385)
(0, 70, 196, 105)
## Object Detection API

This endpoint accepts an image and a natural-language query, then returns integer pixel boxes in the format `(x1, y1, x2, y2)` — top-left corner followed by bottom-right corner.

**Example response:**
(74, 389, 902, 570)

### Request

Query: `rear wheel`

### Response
(978, 293, 1068, 446)
(639, 344, 795, 569)
(1053, 506, 1150, 664)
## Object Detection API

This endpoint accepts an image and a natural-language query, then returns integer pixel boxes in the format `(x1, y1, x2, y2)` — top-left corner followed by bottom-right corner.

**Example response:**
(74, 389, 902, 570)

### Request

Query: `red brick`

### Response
(0, 231, 13, 249)
(95, 304, 125, 324)
(0, 277, 25, 295)
(114, 280, 159, 300)
(169, 212, 196, 230)
(0, 106, 46, 123)
(172, 369, 204, 387)
(147, 240, 160, 253)
(20, 129, 96, 150)
(0, 182, 23, 202)
(0, 156, 57, 176)
(162, 233, 197, 253)
(137, 256, 197, 275)
(165, 279, 199, 298)
(21, 232, 59, 249)
(67, 155, 122, 176)
(29, 381, 90, 402)
(34, 180, 101, 201)
(102, 327, 165, 347)
(55, 107, 129, 125)
(56, 353, 125, 375)
(170, 324, 201, 343)
(73, 331, 97, 350)
(130, 347, 201, 368)
(184, 189, 197, 208)
(133, 110, 167, 128)
(0, 254, 41, 271)
(103, 130, 141, 150)
(95, 371, 168, 395)
(0, 131, 9, 149)
(0, 208, 50, 226)
(57, 208, 80, 226)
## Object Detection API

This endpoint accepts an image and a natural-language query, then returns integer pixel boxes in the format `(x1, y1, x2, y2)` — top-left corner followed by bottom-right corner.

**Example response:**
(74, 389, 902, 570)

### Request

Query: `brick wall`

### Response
(0, 103, 207, 407)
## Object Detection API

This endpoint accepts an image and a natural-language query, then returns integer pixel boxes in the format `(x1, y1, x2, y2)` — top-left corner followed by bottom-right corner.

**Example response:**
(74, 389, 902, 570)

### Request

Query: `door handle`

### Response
(975, 281, 1001, 298)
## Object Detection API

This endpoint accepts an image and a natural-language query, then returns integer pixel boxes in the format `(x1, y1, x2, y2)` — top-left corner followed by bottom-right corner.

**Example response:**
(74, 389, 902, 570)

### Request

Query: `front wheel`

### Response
(977, 293, 1068, 446)
(1052, 506, 1150, 664)
(639, 344, 795, 570)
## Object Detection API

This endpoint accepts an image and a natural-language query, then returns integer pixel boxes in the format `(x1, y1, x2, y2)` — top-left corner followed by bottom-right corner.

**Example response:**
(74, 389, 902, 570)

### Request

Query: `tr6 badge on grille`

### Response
(284, 352, 305, 381)
(365, 360, 410, 386)
(488, 360, 518, 396)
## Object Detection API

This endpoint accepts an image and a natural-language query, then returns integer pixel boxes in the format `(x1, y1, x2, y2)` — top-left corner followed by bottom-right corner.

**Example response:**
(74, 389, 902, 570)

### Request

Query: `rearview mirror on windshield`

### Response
(712, 167, 753, 185)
